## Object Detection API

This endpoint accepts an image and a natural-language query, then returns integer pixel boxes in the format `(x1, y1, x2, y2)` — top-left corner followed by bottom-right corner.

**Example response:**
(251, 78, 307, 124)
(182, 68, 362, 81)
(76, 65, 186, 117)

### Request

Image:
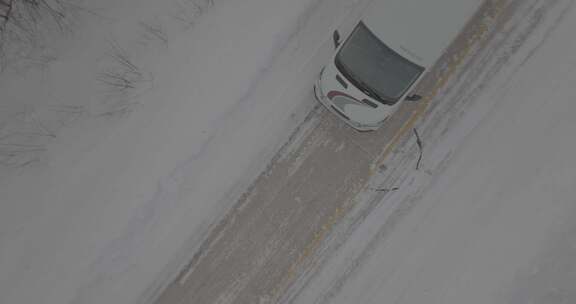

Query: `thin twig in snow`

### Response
(373, 187, 399, 193)
(413, 128, 423, 170)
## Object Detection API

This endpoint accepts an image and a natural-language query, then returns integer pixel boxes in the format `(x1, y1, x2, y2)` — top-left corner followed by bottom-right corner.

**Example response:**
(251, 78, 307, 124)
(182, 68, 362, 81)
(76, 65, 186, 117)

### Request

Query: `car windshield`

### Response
(335, 22, 424, 104)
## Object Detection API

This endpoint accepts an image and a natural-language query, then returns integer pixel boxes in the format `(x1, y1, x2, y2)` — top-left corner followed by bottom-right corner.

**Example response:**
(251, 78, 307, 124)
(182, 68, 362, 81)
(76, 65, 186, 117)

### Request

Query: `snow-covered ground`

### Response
(0, 0, 374, 303)
(289, 0, 576, 303)
(4, 0, 576, 303)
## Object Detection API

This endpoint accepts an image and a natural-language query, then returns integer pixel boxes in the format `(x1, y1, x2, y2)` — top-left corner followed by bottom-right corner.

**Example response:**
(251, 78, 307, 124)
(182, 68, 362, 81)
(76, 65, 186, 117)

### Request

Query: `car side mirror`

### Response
(333, 30, 341, 49)
(406, 94, 422, 101)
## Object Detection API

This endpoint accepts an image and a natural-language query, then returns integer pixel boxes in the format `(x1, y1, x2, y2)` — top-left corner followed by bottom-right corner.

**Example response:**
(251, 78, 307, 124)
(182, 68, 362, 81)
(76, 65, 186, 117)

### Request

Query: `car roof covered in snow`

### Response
(362, 0, 482, 67)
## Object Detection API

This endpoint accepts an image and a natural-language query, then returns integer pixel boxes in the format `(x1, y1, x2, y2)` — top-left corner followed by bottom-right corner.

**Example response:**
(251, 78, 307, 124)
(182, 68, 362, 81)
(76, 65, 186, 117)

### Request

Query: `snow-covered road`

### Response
(291, 0, 576, 303)
(153, 0, 569, 302)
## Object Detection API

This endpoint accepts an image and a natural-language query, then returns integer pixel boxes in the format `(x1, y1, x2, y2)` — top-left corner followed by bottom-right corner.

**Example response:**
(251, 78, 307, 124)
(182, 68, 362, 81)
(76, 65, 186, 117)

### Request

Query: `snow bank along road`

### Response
(150, 0, 570, 303)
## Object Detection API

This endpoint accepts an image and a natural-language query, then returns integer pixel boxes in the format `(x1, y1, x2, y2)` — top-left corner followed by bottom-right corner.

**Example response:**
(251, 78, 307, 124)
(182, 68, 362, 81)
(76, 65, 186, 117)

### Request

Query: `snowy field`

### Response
(2, 0, 575, 303)
(289, 0, 576, 303)
(0, 0, 375, 303)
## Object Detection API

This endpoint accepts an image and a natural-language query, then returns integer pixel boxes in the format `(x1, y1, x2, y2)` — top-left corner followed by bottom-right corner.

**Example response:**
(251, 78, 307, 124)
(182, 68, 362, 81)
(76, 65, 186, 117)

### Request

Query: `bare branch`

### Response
(0, 0, 81, 72)
(139, 20, 168, 46)
(98, 40, 148, 95)
(413, 128, 423, 170)
(374, 187, 399, 193)
(170, 0, 213, 29)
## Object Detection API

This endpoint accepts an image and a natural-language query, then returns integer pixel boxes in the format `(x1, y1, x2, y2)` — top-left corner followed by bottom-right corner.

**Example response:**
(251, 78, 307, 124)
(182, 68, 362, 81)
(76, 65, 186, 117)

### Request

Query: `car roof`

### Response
(362, 0, 482, 67)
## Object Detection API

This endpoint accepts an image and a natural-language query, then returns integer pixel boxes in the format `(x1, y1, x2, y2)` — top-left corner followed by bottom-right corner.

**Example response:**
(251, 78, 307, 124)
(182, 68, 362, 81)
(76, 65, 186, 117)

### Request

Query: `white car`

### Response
(314, 0, 480, 131)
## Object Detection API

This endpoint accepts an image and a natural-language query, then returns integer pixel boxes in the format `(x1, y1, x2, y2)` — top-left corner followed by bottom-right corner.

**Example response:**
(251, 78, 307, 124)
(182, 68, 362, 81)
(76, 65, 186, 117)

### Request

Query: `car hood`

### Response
(319, 61, 394, 127)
